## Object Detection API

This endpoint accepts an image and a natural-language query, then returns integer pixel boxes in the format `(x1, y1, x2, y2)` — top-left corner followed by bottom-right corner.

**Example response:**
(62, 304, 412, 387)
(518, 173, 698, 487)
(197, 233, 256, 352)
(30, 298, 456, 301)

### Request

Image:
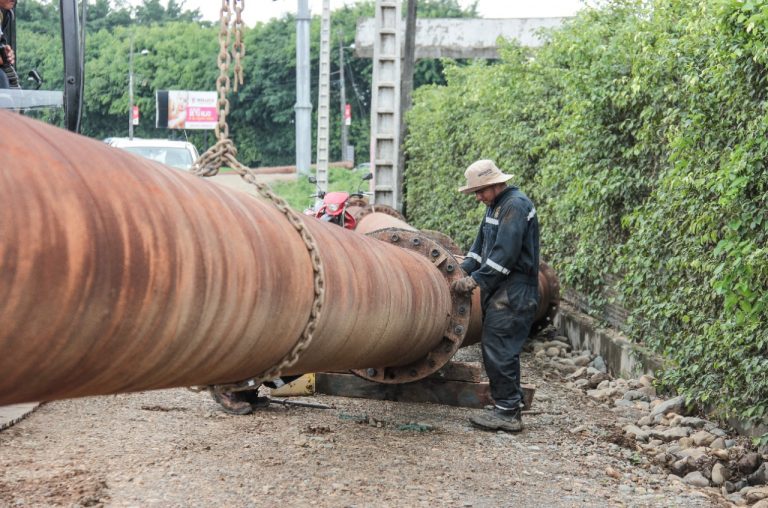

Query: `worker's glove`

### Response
(451, 276, 477, 295)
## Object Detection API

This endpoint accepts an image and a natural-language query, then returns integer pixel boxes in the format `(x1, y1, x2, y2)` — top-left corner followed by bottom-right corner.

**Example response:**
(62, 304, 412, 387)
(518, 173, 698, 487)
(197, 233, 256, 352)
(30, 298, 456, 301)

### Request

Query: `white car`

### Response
(105, 137, 200, 170)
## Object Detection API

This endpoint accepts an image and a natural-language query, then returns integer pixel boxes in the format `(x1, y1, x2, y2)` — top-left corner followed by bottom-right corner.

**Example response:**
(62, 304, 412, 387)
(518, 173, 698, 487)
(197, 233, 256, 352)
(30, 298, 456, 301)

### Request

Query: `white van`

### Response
(105, 137, 200, 171)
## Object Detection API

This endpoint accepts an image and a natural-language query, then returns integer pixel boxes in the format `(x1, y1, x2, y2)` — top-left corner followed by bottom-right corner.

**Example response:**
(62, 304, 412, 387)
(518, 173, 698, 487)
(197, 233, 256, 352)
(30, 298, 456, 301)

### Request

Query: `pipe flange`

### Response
(419, 229, 463, 256)
(350, 203, 406, 223)
(351, 228, 471, 384)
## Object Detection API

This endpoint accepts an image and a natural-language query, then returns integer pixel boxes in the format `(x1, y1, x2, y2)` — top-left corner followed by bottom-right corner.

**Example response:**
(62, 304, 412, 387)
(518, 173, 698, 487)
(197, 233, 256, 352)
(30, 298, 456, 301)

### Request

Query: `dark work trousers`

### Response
(481, 280, 539, 410)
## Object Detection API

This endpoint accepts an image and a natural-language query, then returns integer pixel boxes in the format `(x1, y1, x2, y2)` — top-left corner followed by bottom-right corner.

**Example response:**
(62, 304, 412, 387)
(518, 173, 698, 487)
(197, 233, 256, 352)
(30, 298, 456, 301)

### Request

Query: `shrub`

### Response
(404, 0, 768, 441)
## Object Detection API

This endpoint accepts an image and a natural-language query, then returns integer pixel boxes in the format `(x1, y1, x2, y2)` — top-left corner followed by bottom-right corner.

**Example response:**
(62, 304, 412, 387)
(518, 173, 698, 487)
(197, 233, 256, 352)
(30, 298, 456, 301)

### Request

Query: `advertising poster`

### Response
(166, 91, 217, 130)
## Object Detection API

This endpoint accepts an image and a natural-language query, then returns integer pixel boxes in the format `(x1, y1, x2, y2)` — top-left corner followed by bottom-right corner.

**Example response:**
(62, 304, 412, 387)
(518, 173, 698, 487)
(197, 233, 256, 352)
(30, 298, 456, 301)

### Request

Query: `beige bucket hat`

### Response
(458, 159, 513, 193)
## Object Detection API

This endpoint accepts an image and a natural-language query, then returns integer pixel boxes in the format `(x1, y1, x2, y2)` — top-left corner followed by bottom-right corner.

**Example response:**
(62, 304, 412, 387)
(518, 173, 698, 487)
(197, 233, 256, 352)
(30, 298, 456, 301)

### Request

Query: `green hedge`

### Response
(404, 0, 768, 441)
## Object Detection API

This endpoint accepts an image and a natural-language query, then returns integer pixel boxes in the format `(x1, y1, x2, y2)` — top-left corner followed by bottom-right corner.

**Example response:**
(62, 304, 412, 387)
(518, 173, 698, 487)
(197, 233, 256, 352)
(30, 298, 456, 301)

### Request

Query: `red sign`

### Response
(132, 106, 140, 125)
(344, 103, 351, 126)
(187, 106, 216, 123)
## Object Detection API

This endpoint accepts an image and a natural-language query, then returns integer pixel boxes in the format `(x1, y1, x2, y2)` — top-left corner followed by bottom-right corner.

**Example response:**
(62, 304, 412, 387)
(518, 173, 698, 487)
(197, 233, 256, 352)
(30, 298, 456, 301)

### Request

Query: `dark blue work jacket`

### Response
(460, 186, 540, 297)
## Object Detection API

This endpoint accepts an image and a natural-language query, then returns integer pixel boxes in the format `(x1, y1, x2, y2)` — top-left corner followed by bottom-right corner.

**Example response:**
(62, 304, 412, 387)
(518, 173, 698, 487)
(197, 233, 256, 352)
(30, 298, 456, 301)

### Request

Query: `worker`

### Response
(0, 0, 17, 89)
(451, 159, 540, 433)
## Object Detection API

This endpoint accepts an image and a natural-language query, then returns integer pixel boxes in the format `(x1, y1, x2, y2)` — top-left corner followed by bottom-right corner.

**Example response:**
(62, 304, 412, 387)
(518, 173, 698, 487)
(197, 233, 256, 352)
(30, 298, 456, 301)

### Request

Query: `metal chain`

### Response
(190, 1, 325, 393)
(214, 0, 232, 143)
(233, 0, 245, 91)
(191, 0, 243, 176)
(213, 153, 326, 392)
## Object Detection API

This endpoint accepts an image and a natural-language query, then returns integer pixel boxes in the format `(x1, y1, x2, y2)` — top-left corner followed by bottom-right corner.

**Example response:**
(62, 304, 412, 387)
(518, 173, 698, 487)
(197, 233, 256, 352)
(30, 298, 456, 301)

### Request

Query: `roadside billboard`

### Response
(156, 90, 217, 130)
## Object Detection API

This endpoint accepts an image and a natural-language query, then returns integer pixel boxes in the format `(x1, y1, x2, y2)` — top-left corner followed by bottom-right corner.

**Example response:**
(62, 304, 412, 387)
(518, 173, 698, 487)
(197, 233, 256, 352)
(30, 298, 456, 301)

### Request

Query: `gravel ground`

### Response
(0, 352, 725, 507)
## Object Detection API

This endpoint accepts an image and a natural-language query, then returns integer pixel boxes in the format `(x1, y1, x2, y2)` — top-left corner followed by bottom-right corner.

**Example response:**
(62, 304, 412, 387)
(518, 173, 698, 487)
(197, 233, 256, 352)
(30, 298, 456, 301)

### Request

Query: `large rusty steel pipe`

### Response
(0, 112, 470, 405)
(347, 202, 415, 234)
(350, 208, 561, 346)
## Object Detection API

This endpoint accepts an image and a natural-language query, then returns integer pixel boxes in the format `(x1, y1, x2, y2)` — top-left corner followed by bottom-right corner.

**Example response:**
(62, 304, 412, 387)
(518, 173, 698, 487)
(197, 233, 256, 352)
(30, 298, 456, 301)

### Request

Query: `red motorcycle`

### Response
(305, 172, 373, 229)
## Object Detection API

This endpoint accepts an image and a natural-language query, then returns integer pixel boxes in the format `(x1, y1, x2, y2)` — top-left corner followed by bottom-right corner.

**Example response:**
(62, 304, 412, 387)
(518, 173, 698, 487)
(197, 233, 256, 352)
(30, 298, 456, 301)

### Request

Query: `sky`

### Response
(175, 0, 584, 26)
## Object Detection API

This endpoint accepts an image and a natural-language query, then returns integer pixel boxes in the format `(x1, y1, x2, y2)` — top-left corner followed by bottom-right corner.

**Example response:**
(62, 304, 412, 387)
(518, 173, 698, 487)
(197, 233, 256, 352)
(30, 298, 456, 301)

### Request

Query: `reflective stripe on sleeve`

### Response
(486, 258, 511, 275)
(527, 207, 537, 222)
(485, 217, 499, 225)
(467, 252, 482, 263)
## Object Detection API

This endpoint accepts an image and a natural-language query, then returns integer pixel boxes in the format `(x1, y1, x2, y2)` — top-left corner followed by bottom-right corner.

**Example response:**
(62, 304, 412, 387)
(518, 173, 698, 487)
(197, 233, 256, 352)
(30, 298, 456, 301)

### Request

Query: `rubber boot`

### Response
(469, 407, 523, 433)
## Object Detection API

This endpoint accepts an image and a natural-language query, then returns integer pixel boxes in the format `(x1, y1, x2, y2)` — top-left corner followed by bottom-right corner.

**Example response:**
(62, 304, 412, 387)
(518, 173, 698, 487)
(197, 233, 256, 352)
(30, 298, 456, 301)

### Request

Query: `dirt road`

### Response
(0, 353, 724, 507)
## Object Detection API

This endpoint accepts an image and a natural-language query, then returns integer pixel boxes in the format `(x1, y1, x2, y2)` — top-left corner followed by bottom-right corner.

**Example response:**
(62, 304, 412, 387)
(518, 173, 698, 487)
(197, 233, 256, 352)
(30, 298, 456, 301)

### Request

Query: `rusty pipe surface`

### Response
(348, 203, 415, 233)
(0, 112, 469, 405)
(350, 209, 560, 347)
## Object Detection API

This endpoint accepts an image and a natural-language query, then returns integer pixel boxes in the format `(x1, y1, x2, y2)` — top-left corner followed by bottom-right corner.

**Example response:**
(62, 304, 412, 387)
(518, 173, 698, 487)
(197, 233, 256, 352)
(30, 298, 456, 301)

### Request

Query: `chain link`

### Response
(190, 1, 325, 394)
(233, 0, 245, 91)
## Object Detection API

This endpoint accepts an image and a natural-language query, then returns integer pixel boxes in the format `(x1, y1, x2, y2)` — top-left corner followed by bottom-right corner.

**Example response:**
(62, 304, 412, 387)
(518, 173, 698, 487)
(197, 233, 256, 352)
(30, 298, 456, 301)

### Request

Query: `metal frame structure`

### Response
(369, 0, 402, 210)
(360, 11, 572, 212)
(59, 0, 84, 132)
(0, 0, 83, 132)
(314, 0, 331, 192)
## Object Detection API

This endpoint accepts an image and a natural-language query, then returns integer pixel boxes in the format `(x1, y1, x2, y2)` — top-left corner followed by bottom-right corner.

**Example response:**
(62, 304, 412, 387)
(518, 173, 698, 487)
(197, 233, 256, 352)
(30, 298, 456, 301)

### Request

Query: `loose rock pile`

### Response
(527, 331, 768, 507)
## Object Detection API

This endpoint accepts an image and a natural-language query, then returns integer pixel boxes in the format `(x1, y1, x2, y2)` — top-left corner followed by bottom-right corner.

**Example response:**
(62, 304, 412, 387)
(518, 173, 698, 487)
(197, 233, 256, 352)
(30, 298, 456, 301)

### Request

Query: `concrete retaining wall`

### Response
(554, 300, 768, 440)
(554, 301, 663, 378)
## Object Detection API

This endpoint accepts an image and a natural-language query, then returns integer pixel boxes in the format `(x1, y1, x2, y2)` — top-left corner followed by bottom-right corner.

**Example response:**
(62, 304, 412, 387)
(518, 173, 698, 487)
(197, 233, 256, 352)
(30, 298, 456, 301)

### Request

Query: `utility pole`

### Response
(370, 0, 402, 210)
(339, 36, 349, 162)
(359, 14, 573, 207)
(128, 37, 148, 140)
(398, 0, 417, 213)
(295, 0, 312, 175)
(315, 0, 331, 192)
(128, 35, 135, 139)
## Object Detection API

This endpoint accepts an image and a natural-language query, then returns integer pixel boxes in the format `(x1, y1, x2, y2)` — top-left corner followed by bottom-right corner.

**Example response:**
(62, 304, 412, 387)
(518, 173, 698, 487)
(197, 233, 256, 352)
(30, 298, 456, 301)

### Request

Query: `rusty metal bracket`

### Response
(351, 228, 471, 384)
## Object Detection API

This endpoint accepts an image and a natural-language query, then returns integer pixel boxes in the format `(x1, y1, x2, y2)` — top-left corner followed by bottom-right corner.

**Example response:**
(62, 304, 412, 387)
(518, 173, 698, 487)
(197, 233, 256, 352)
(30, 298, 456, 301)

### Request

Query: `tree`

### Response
(86, 0, 132, 33)
(133, 0, 202, 25)
(14, 0, 478, 165)
(404, 0, 768, 441)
